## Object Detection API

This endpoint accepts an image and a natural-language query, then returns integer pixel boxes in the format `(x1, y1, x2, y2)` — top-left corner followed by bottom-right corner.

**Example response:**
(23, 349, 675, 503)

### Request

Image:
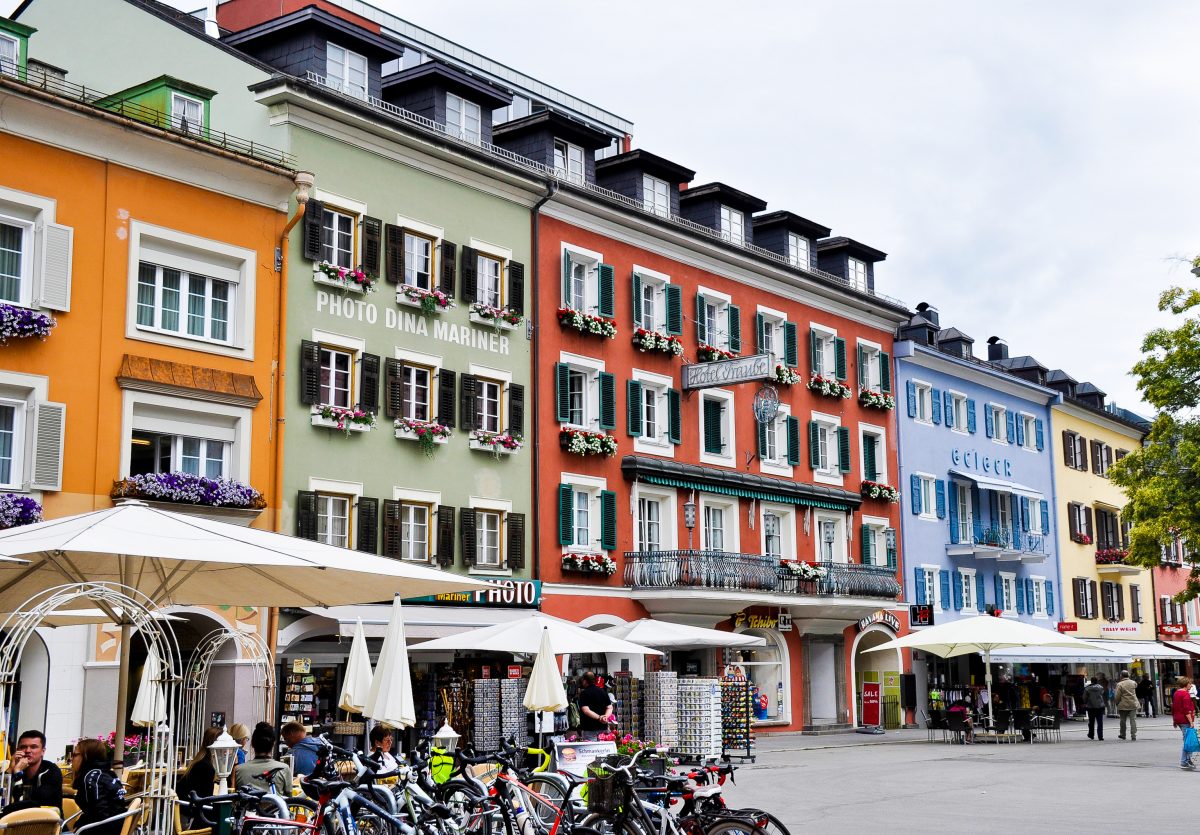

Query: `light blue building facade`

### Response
(894, 309, 1063, 646)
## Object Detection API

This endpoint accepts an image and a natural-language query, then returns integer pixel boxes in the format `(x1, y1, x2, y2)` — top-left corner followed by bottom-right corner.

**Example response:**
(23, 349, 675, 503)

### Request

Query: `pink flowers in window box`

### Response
(469, 302, 523, 326)
(400, 285, 455, 314)
(1072, 532, 1093, 545)
(314, 404, 376, 435)
(470, 429, 522, 455)
(314, 261, 376, 292)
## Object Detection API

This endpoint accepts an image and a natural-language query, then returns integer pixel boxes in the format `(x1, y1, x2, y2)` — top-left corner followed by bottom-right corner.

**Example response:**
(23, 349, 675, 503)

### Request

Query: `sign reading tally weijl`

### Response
(682, 353, 772, 390)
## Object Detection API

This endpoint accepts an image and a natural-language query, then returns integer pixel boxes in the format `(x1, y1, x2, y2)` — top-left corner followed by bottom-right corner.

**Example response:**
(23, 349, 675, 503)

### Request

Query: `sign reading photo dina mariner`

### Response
(682, 353, 772, 390)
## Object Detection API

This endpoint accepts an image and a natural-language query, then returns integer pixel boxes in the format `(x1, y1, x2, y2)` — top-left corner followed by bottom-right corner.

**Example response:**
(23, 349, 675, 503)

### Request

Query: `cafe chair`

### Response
(923, 709, 949, 743)
(73, 797, 141, 835)
(1011, 710, 1036, 743)
(946, 712, 969, 744)
(0, 808, 62, 835)
(1033, 712, 1060, 743)
(173, 802, 211, 835)
(988, 709, 1013, 742)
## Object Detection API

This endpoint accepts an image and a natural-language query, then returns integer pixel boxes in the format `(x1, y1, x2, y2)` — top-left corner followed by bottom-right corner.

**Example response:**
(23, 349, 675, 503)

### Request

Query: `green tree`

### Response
(1110, 271, 1200, 599)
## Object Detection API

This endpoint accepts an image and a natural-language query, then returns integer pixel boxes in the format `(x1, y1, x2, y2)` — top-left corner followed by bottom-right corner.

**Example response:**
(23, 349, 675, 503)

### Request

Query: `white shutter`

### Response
(29, 401, 65, 491)
(38, 222, 73, 312)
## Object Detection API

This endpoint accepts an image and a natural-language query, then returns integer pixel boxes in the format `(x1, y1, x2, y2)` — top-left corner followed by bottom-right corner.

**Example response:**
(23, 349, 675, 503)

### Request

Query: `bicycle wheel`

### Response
(579, 813, 650, 835)
(729, 809, 789, 835)
(523, 775, 568, 828)
(702, 817, 768, 835)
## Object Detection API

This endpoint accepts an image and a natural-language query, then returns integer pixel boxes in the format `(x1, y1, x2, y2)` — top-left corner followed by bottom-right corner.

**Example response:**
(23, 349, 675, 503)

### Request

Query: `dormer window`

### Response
(0, 34, 17, 76)
(170, 93, 204, 135)
(848, 257, 868, 291)
(447, 93, 482, 144)
(788, 233, 810, 270)
(327, 43, 368, 100)
(553, 140, 584, 184)
(720, 205, 745, 245)
(643, 175, 670, 217)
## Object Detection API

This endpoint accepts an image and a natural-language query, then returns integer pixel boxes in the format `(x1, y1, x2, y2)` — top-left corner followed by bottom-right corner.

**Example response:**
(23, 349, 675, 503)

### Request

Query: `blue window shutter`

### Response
(906, 380, 917, 418)
(984, 403, 994, 438)
(1015, 415, 1025, 447)
(834, 337, 847, 380)
(966, 399, 977, 434)
(971, 486, 981, 526)
(930, 388, 942, 425)
(976, 575, 986, 611)
(557, 484, 573, 546)
(952, 571, 964, 611)
(1040, 500, 1050, 534)
(1025, 578, 1035, 613)
(1015, 579, 1025, 614)
(597, 372, 616, 430)
(631, 271, 642, 328)
(935, 480, 947, 519)
(555, 363, 570, 422)
(626, 379, 643, 437)
(1020, 497, 1030, 532)
(910, 474, 922, 515)
(1005, 410, 1015, 443)
(597, 263, 615, 317)
(837, 426, 851, 474)
(914, 568, 927, 605)
(783, 321, 798, 367)
(664, 284, 683, 335)
(727, 304, 741, 352)
(1046, 581, 1055, 616)
(1010, 493, 1021, 544)
(786, 416, 801, 465)
(1035, 418, 1045, 451)
(599, 490, 617, 551)
(939, 570, 951, 611)
(943, 390, 954, 427)
(695, 293, 707, 344)
(879, 351, 891, 393)
(948, 490, 960, 543)
(667, 388, 681, 444)
(994, 574, 1003, 610)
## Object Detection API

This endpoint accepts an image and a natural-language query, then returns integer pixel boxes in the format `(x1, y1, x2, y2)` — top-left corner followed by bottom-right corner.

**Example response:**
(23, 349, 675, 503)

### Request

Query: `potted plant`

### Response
(0, 303, 56, 343)
(559, 428, 618, 457)
(314, 261, 377, 293)
(697, 343, 735, 363)
(632, 328, 684, 357)
(469, 302, 523, 328)
(394, 417, 452, 457)
(807, 374, 853, 400)
(110, 473, 267, 509)
(859, 389, 896, 410)
(400, 285, 456, 314)
(860, 480, 901, 503)
(469, 429, 522, 456)
(312, 405, 376, 434)
(0, 493, 43, 529)
(561, 552, 618, 576)
(557, 307, 617, 339)
(773, 365, 801, 385)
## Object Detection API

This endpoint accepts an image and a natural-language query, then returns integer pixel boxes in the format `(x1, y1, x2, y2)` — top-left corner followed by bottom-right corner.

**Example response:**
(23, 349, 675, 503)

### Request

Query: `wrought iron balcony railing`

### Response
(951, 522, 1045, 554)
(623, 551, 901, 600)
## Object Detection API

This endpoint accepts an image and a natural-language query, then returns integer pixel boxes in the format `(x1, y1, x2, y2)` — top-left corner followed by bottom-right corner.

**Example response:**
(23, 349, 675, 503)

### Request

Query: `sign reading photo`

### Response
(682, 353, 771, 391)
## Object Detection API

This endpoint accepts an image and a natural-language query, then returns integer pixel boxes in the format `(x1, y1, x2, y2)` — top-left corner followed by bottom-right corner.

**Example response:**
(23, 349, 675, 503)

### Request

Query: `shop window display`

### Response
(730, 629, 788, 721)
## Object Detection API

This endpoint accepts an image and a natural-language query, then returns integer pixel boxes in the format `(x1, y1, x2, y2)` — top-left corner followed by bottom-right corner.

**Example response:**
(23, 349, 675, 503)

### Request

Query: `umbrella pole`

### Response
(984, 648, 995, 735)
(114, 622, 131, 764)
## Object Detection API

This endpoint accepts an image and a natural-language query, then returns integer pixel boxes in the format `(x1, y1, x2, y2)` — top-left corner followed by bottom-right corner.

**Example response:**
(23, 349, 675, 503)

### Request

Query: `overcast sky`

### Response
(9, 0, 1197, 411)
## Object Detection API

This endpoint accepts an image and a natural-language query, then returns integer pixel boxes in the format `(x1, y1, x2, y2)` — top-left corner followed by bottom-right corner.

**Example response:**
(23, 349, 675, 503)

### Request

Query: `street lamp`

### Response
(208, 730, 241, 793)
(822, 523, 836, 561)
(432, 723, 460, 753)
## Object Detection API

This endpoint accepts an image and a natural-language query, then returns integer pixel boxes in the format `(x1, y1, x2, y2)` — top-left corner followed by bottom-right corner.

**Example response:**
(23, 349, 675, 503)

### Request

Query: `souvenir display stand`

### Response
(720, 674, 756, 762)
(676, 678, 722, 761)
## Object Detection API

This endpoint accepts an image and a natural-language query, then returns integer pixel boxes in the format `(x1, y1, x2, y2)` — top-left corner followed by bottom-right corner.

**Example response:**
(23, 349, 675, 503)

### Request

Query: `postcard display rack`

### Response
(499, 677, 529, 748)
(676, 678, 722, 761)
(612, 675, 642, 739)
(720, 675, 756, 762)
(643, 671, 678, 749)
(282, 670, 318, 727)
(472, 678, 501, 752)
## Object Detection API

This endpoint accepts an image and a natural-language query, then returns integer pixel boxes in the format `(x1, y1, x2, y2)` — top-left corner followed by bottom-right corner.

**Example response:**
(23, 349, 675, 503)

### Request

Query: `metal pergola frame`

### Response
(180, 627, 275, 760)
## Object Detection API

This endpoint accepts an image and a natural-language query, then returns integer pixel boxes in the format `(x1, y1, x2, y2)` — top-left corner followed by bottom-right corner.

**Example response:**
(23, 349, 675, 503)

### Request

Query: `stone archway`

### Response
(851, 625, 902, 727)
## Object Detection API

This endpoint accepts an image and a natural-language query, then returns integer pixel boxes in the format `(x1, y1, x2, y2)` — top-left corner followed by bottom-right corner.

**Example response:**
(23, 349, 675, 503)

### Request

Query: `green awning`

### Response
(639, 474, 850, 510)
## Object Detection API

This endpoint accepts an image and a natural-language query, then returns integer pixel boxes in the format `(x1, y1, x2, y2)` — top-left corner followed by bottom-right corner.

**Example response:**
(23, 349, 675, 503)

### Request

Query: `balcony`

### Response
(947, 521, 1047, 563)
(1096, 548, 1141, 576)
(622, 550, 901, 622)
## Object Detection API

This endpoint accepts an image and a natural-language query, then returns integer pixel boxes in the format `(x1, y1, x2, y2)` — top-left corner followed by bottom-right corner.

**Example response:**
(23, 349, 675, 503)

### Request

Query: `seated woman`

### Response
(71, 738, 128, 835)
(368, 725, 400, 773)
(947, 698, 975, 743)
(176, 727, 221, 829)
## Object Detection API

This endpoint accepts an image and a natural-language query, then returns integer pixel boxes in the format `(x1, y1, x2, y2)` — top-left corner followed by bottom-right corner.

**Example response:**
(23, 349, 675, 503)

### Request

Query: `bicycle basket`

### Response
(586, 765, 628, 814)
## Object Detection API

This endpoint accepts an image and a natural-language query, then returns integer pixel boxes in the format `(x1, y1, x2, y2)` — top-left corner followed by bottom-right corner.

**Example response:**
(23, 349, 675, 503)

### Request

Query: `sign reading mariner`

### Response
(682, 353, 772, 391)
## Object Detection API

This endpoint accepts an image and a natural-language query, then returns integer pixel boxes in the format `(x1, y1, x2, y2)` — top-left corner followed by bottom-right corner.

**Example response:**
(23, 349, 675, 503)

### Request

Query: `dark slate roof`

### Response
(595, 149, 695, 184)
(1045, 369, 1078, 384)
(492, 110, 611, 150)
(992, 355, 1047, 373)
(223, 6, 403, 60)
(936, 327, 974, 343)
(382, 60, 512, 109)
(817, 236, 887, 262)
(1075, 381, 1107, 397)
(620, 455, 861, 509)
(1107, 404, 1152, 429)
(752, 210, 831, 240)
(678, 182, 768, 213)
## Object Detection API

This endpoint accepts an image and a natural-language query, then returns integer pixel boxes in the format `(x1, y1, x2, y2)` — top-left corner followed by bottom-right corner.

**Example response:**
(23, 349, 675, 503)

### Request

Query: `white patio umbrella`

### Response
(130, 650, 167, 729)
(339, 618, 374, 714)
(524, 627, 568, 748)
(0, 500, 489, 759)
(363, 597, 415, 729)
(4, 608, 183, 628)
(598, 619, 768, 650)
(864, 615, 1112, 730)
(410, 612, 663, 657)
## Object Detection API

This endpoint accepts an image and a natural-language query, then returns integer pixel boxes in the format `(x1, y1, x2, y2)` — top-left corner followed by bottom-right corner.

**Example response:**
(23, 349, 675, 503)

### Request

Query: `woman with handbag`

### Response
(1172, 676, 1197, 770)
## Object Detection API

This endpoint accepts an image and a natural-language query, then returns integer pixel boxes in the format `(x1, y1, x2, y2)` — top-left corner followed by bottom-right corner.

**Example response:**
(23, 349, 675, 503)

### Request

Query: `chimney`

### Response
(987, 336, 1008, 362)
(204, 0, 219, 37)
(915, 302, 940, 328)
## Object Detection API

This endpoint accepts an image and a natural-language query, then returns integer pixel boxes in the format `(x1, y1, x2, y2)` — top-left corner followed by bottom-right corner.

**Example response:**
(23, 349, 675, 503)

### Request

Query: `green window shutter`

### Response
(555, 363, 570, 422)
(757, 418, 768, 458)
(667, 389, 682, 444)
(863, 435, 877, 482)
(558, 484, 574, 546)
(727, 304, 741, 352)
(561, 252, 572, 305)
(786, 416, 801, 465)
(664, 285, 683, 335)
(783, 322, 798, 368)
(755, 313, 766, 354)
(597, 263, 615, 317)
(600, 490, 617, 551)
(837, 426, 851, 473)
(879, 351, 891, 393)
(886, 530, 897, 569)
(627, 379, 643, 437)
(834, 337, 848, 381)
(598, 372, 616, 430)
(861, 524, 874, 565)
(857, 345, 867, 390)
(695, 293, 707, 344)
(703, 399, 723, 454)
(808, 420, 820, 470)
(631, 271, 642, 328)
(809, 328, 819, 375)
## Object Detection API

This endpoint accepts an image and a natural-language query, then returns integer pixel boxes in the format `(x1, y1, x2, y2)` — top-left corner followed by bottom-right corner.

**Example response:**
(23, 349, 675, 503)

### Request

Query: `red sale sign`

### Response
(861, 682, 881, 727)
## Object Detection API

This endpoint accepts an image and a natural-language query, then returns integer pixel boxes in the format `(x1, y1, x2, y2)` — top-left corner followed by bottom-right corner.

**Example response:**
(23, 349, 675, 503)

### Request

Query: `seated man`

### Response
(3, 730, 63, 816)
(280, 721, 323, 778)
(232, 725, 292, 797)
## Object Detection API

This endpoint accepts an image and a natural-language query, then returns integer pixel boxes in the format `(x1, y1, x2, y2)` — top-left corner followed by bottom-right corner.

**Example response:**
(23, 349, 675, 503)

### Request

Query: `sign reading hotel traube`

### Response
(682, 353, 772, 391)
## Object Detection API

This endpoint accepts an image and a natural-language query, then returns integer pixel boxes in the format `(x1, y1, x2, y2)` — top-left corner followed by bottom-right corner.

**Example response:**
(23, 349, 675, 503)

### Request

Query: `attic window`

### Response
(719, 206, 745, 245)
(848, 257, 868, 291)
(0, 34, 17, 76)
(447, 93, 482, 144)
(554, 140, 584, 184)
(171, 93, 203, 136)
(643, 175, 670, 218)
(327, 43, 368, 100)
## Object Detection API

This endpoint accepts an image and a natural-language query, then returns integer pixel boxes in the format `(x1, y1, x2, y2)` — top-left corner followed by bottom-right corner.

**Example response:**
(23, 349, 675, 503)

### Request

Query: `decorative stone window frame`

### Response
(698, 285, 733, 352)
(1030, 575, 1048, 620)
(561, 472, 607, 558)
(860, 513, 890, 568)
(697, 387, 736, 468)
(559, 351, 605, 432)
(811, 410, 843, 487)
(914, 471, 938, 522)
(813, 511, 847, 563)
(467, 237, 514, 324)
(120, 388, 252, 483)
(469, 494, 514, 576)
(0, 369, 62, 493)
(633, 264, 671, 335)
(468, 361, 514, 446)
(1018, 410, 1038, 453)
(947, 390, 969, 435)
(858, 421, 888, 484)
(393, 346, 446, 442)
(392, 486, 442, 563)
(856, 337, 883, 392)
(310, 329, 368, 431)
(759, 501, 796, 561)
(561, 242, 604, 315)
(632, 368, 674, 458)
(309, 476, 364, 549)
(959, 566, 978, 613)
(757, 304, 788, 366)
(809, 321, 839, 379)
(911, 378, 934, 425)
(630, 482, 678, 552)
(0, 184, 72, 313)
(759, 402, 793, 478)
(699, 494, 740, 553)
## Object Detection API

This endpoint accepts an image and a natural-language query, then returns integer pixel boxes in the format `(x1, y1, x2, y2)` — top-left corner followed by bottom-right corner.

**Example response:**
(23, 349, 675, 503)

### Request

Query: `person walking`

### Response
(1172, 676, 1197, 770)
(1115, 670, 1139, 741)
(1084, 676, 1106, 741)
(1136, 674, 1156, 718)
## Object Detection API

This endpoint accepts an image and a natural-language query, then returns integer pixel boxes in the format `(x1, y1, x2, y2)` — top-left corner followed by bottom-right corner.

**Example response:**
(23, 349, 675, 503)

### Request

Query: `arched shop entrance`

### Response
(852, 626, 903, 728)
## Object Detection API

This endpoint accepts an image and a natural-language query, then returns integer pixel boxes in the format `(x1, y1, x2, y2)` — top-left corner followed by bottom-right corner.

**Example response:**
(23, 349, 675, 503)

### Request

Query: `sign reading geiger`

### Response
(682, 353, 772, 390)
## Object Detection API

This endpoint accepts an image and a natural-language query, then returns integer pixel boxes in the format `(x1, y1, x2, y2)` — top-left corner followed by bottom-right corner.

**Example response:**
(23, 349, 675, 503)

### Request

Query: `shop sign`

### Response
(732, 610, 778, 630)
(507, 664, 523, 679)
(1160, 624, 1188, 637)
(291, 658, 311, 674)
(316, 290, 513, 355)
(1056, 622, 1078, 633)
(777, 613, 793, 632)
(404, 579, 541, 608)
(1100, 624, 1139, 634)
(858, 611, 901, 633)
(861, 682, 881, 726)
(909, 605, 935, 627)
(552, 739, 619, 776)
(950, 448, 1013, 479)
(682, 353, 771, 391)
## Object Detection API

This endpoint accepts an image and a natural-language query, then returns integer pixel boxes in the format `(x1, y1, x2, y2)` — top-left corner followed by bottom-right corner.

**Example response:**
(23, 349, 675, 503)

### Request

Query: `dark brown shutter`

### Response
(460, 374, 477, 431)
(436, 505, 455, 567)
(440, 241, 457, 297)
(507, 383, 525, 436)
(438, 369, 457, 428)
(459, 246, 477, 303)
(507, 512, 526, 570)
(356, 497, 379, 554)
(1067, 502, 1079, 538)
(1130, 585, 1141, 622)
(361, 216, 382, 275)
(302, 200, 325, 261)
(358, 353, 380, 413)
(508, 261, 525, 315)
(1100, 582, 1112, 620)
(381, 499, 401, 558)
(296, 490, 318, 540)
(460, 508, 477, 567)
(384, 358, 403, 419)
(1115, 583, 1126, 621)
(1088, 580, 1098, 618)
(1084, 506, 1094, 540)
(300, 340, 321, 405)
(1103, 444, 1113, 475)
(1062, 431, 1074, 467)
(384, 224, 404, 285)
(1073, 578, 1084, 618)
(1090, 440, 1102, 474)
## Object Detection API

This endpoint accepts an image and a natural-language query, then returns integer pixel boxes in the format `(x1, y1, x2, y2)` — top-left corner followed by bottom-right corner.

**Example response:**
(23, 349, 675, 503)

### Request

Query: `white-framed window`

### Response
(858, 341, 882, 390)
(700, 497, 739, 552)
(401, 362, 434, 421)
(122, 389, 250, 484)
(719, 205, 745, 245)
(635, 267, 670, 333)
(703, 504, 727, 551)
(815, 512, 846, 563)
(699, 287, 732, 350)
(326, 42, 368, 99)
(955, 482, 973, 543)
(319, 346, 354, 409)
(476, 509, 502, 566)
(475, 377, 502, 433)
(559, 352, 604, 430)
(812, 413, 842, 480)
(916, 474, 937, 521)
(562, 475, 605, 554)
(643, 174, 670, 217)
(848, 257, 868, 291)
(317, 493, 352, 547)
(0, 214, 31, 306)
(757, 306, 786, 363)
(950, 392, 968, 434)
(0, 34, 17, 75)
(995, 491, 1011, 532)
(1027, 497, 1044, 535)
(761, 503, 795, 561)
(761, 405, 791, 470)
(403, 231, 433, 289)
(447, 92, 482, 143)
(475, 252, 503, 308)
(990, 403, 1007, 444)
(1030, 577, 1047, 618)
(1000, 573, 1016, 614)
(787, 233, 810, 270)
(960, 568, 977, 612)
(320, 207, 357, 269)
(920, 566, 939, 607)
(0, 185, 71, 314)
(632, 369, 673, 455)
(128, 430, 227, 480)
(811, 325, 838, 377)
(170, 92, 203, 135)
(553, 139, 585, 184)
(399, 502, 431, 562)
(698, 388, 735, 467)
(0, 399, 23, 489)
(1020, 413, 1037, 451)
(913, 381, 933, 424)
(562, 244, 602, 313)
(861, 517, 889, 567)
(637, 496, 661, 552)
(127, 222, 255, 359)
(858, 423, 886, 483)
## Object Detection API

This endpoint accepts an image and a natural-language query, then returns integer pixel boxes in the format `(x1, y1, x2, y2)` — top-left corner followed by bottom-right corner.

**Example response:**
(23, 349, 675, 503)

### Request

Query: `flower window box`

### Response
(313, 262, 376, 293)
(697, 344, 735, 363)
(807, 374, 852, 400)
(632, 328, 684, 357)
(859, 389, 896, 411)
(557, 307, 617, 339)
(860, 480, 901, 503)
(773, 365, 802, 385)
(468, 303, 522, 330)
(0, 303, 56, 344)
(110, 473, 266, 526)
(0, 493, 43, 529)
(395, 418, 451, 456)
(469, 429, 522, 456)
(560, 427, 618, 458)
(1095, 548, 1130, 565)
(311, 405, 376, 434)
(1071, 532, 1093, 545)
(398, 285, 455, 314)
(561, 552, 617, 577)
(781, 560, 827, 581)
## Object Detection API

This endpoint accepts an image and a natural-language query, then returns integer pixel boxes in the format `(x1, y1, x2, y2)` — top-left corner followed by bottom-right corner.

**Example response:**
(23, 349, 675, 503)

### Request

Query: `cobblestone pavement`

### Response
(717, 716, 1185, 832)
